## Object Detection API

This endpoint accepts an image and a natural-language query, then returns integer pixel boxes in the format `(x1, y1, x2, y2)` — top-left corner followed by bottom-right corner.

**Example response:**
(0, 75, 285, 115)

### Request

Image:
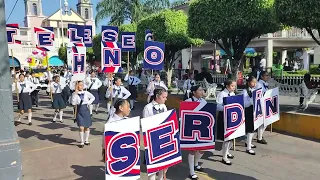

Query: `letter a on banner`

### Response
(180, 101, 216, 151)
(101, 26, 122, 73)
(223, 95, 246, 141)
(143, 41, 165, 70)
(253, 88, 264, 130)
(104, 116, 141, 180)
(141, 110, 182, 175)
(263, 87, 280, 127)
(34, 27, 55, 52)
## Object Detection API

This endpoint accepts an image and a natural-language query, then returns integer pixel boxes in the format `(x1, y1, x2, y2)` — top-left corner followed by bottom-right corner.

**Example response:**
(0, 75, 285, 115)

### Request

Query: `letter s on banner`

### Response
(102, 26, 119, 42)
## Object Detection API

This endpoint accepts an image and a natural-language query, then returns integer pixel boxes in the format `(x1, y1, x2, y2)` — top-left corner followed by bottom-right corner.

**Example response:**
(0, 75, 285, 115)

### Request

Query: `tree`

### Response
(170, 0, 188, 8)
(58, 46, 67, 64)
(86, 47, 95, 64)
(275, 0, 320, 45)
(95, 0, 170, 26)
(188, 0, 280, 76)
(137, 9, 203, 86)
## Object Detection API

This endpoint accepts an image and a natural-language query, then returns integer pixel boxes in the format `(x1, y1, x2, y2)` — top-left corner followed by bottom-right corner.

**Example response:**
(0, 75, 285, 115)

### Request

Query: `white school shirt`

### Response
(71, 91, 95, 106)
(256, 80, 269, 93)
(86, 77, 103, 90)
(124, 74, 141, 86)
(25, 76, 33, 82)
(30, 77, 40, 85)
(142, 101, 168, 118)
(146, 80, 168, 96)
(242, 88, 255, 108)
(49, 82, 64, 94)
(59, 76, 67, 88)
(12, 81, 36, 94)
(183, 79, 196, 92)
(185, 96, 206, 103)
(105, 85, 131, 99)
(44, 71, 53, 81)
(216, 89, 236, 111)
(103, 78, 114, 87)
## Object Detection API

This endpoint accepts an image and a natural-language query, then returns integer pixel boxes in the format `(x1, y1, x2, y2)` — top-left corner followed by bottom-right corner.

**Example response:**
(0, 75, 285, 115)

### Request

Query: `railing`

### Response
(273, 75, 320, 85)
(258, 27, 319, 39)
(212, 74, 228, 84)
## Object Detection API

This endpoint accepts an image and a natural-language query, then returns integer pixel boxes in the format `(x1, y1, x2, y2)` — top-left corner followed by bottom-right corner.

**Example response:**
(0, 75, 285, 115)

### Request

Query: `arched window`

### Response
(33, 3, 37, 15)
(85, 8, 89, 19)
(77, 7, 81, 15)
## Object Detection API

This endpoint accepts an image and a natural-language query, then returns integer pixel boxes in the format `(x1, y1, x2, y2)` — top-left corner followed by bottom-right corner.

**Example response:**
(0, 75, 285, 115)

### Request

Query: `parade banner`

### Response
(179, 101, 216, 151)
(6, 24, 21, 48)
(145, 29, 153, 41)
(253, 88, 264, 130)
(121, 32, 136, 52)
(141, 110, 182, 175)
(143, 41, 164, 70)
(84, 25, 93, 47)
(68, 24, 85, 45)
(34, 27, 55, 51)
(101, 25, 122, 73)
(71, 44, 86, 81)
(223, 95, 245, 141)
(263, 87, 280, 126)
(104, 116, 141, 180)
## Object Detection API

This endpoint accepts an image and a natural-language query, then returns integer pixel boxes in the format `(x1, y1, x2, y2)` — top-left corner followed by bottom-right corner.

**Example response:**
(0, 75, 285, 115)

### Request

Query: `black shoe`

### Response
(246, 150, 256, 155)
(194, 165, 203, 172)
(79, 144, 84, 148)
(222, 159, 232, 165)
(14, 121, 21, 126)
(257, 139, 268, 144)
(84, 142, 90, 146)
(189, 174, 198, 180)
(28, 122, 32, 126)
(227, 154, 234, 159)
(36, 105, 39, 107)
(131, 107, 135, 110)
(95, 111, 98, 114)
(245, 143, 257, 148)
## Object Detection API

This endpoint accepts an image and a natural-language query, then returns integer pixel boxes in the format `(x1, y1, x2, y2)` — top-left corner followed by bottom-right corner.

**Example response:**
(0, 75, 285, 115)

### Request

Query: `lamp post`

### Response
(60, 0, 69, 47)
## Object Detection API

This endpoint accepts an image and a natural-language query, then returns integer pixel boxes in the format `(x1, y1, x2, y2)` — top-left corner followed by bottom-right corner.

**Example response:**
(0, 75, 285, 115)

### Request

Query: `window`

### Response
(77, 7, 81, 15)
(85, 8, 89, 19)
(33, 3, 37, 15)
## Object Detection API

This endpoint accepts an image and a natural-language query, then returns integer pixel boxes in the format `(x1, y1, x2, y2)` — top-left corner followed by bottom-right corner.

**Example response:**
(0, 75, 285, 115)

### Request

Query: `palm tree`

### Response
(95, 0, 170, 26)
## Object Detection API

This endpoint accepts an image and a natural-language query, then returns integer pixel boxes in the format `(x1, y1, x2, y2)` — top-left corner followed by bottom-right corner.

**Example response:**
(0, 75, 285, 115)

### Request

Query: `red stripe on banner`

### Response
(147, 159, 182, 173)
(181, 145, 215, 151)
(15, 40, 22, 44)
(224, 130, 235, 139)
(179, 102, 200, 117)
(7, 24, 19, 28)
(128, 168, 140, 175)
(34, 27, 45, 33)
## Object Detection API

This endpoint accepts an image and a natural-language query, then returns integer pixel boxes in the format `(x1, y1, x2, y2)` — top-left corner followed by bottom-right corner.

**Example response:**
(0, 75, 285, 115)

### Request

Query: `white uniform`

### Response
(105, 85, 131, 116)
(183, 79, 196, 99)
(12, 81, 36, 94)
(146, 80, 168, 103)
(86, 77, 103, 90)
(242, 88, 256, 154)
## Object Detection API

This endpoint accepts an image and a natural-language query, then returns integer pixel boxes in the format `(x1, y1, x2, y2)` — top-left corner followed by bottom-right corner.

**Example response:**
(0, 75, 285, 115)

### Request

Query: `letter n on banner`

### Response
(143, 41, 165, 70)
(263, 87, 280, 127)
(141, 110, 182, 175)
(71, 45, 86, 81)
(104, 116, 141, 180)
(253, 88, 264, 130)
(223, 95, 246, 141)
(179, 101, 216, 150)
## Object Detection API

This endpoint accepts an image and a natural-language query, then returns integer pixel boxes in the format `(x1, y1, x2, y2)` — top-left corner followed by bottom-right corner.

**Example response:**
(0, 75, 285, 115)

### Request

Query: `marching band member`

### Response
(183, 74, 195, 100)
(216, 79, 236, 165)
(255, 71, 270, 144)
(143, 88, 168, 180)
(185, 85, 205, 180)
(124, 70, 141, 110)
(242, 76, 257, 155)
(146, 73, 168, 103)
(49, 75, 66, 123)
(30, 72, 40, 107)
(86, 71, 103, 115)
(71, 81, 95, 148)
(13, 74, 36, 126)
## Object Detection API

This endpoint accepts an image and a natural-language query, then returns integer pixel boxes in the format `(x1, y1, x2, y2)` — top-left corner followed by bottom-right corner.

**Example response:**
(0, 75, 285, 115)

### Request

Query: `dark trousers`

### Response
(299, 97, 304, 105)
(31, 90, 39, 106)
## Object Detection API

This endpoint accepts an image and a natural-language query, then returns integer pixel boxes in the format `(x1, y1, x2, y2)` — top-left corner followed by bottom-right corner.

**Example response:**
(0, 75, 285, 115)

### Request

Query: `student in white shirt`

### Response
(142, 88, 168, 180)
(103, 73, 114, 88)
(242, 76, 258, 156)
(216, 79, 236, 165)
(86, 71, 103, 115)
(49, 75, 66, 123)
(185, 85, 206, 180)
(124, 70, 141, 110)
(146, 73, 168, 103)
(30, 72, 40, 107)
(255, 71, 270, 145)
(71, 81, 95, 148)
(183, 74, 196, 100)
(12, 74, 36, 126)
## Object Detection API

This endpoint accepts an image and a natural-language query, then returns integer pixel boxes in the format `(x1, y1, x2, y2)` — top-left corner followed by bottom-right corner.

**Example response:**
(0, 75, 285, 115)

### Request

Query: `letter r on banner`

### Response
(73, 54, 85, 73)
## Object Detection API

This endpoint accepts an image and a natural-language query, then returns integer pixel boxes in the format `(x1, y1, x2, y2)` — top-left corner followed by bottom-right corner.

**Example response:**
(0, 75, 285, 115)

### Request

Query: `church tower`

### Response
(77, 0, 96, 35)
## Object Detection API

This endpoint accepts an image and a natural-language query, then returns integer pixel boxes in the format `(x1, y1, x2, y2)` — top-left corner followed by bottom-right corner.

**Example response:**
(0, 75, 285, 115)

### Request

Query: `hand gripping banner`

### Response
(223, 95, 246, 141)
(253, 88, 264, 130)
(143, 41, 165, 70)
(263, 87, 280, 127)
(34, 27, 55, 52)
(179, 101, 216, 150)
(104, 116, 141, 180)
(6, 24, 21, 48)
(141, 110, 182, 175)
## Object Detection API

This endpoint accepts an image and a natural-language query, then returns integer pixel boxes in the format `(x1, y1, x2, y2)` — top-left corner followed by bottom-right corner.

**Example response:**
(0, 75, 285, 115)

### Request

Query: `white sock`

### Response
(148, 174, 156, 180)
(222, 141, 230, 161)
(247, 133, 254, 150)
(79, 132, 84, 144)
(157, 170, 164, 180)
(95, 104, 99, 111)
(188, 154, 195, 175)
(107, 103, 111, 113)
(195, 151, 203, 166)
(18, 113, 23, 121)
(59, 110, 63, 121)
(28, 112, 32, 123)
(53, 112, 58, 120)
(258, 125, 265, 140)
(130, 100, 134, 109)
(89, 104, 93, 114)
(85, 130, 90, 142)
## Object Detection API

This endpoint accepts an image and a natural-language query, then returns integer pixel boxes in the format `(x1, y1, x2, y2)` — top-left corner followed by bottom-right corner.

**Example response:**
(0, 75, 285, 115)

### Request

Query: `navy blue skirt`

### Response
(89, 89, 99, 104)
(52, 93, 66, 109)
(245, 105, 254, 133)
(76, 104, 92, 128)
(19, 93, 32, 111)
(217, 111, 225, 141)
(128, 85, 137, 100)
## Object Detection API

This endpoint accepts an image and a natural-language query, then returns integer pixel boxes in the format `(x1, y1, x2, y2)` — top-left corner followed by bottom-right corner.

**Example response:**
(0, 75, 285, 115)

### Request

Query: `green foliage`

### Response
(86, 47, 95, 64)
(309, 64, 320, 74)
(92, 34, 102, 60)
(58, 46, 67, 64)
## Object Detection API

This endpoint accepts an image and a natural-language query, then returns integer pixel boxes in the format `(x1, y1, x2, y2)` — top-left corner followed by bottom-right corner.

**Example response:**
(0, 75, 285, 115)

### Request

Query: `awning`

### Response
(9, 56, 21, 67)
(49, 56, 64, 66)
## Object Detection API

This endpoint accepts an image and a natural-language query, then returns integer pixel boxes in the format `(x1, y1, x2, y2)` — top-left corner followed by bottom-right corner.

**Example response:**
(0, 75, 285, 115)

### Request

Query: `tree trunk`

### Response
(166, 67, 173, 88)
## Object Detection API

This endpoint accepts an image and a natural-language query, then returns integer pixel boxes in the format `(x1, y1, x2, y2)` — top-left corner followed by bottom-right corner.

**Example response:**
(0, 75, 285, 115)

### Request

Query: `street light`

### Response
(59, 0, 71, 47)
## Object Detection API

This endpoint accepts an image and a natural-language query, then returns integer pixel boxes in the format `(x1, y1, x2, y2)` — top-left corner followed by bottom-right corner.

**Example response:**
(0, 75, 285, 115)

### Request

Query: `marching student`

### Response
(49, 75, 66, 123)
(71, 81, 95, 148)
(102, 99, 131, 160)
(185, 85, 206, 180)
(143, 87, 168, 180)
(124, 70, 141, 110)
(255, 71, 270, 144)
(216, 79, 237, 165)
(146, 73, 168, 103)
(12, 74, 36, 126)
(103, 73, 114, 113)
(242, 76, 258, 155)
(60, 71, 71, 105)
(86, 71, 103, 115)
(183, 74, 196, 100)
(30, 72, 40, 107)
(25, 72, 32, 82)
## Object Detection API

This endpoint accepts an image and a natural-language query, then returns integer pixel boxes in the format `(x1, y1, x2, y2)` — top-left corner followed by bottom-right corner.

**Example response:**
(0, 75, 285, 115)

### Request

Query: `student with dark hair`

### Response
(30, 72, 40, 107)
(299, 73, 317, 108)
(146, 73, 168, 103)
(124, 70, 141, 110)
(49, 75, 66, 123)
(86, 71, 103, 116)
(216, 79, 237, 165)
(183, 73, 196, 100)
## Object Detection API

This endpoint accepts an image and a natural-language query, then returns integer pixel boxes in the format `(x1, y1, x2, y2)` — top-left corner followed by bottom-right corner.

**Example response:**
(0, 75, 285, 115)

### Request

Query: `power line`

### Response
(6, 0, 20, 22)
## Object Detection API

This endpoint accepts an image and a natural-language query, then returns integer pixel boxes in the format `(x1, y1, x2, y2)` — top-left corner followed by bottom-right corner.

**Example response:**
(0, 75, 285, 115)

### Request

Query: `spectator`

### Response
(260, 55, 266, 71)
(283, 58, 290, 71)
(194, 70, 202, 81)
(299, 74, 318, 108)
(182, 69, 190, 80)
(200, 67, 213, 83)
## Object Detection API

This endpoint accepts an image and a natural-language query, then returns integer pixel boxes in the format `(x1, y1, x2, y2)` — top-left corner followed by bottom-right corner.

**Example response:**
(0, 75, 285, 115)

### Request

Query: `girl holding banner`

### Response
(216, 79, 236, 165)
(256, 71, 270, 144)
(124, 70, 141, 110)
(50, 75, 66, 123)
(71, 81, 95, 148)
(86, 71, 103, 116)
(242, 76, 258, 155)
(185, 85, 206, 179)
(146, 73, 168, 103)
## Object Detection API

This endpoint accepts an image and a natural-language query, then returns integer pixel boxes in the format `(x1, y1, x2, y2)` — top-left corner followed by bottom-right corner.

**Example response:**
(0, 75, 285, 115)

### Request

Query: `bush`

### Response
(309, 64, 320, 74)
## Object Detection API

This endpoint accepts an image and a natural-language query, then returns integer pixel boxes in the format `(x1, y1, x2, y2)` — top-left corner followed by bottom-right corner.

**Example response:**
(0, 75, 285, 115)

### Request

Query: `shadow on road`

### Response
(71, 165, 105, 180)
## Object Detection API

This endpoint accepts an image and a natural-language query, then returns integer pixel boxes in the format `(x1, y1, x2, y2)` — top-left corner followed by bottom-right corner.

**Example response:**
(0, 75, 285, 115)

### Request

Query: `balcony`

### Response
(259, 27, 319, 39)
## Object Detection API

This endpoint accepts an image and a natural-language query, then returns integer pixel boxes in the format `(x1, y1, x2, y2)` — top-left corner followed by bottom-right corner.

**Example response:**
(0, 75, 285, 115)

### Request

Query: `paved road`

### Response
(15, 92, 320, 180)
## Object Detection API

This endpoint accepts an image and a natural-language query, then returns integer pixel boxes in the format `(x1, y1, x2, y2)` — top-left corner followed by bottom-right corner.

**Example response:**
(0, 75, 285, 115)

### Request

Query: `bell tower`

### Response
(76, 0, 95, 35)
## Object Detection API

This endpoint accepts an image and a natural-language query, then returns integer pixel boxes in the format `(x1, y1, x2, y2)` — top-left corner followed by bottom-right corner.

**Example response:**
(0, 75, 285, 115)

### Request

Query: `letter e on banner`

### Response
(121, 32, 136, 52)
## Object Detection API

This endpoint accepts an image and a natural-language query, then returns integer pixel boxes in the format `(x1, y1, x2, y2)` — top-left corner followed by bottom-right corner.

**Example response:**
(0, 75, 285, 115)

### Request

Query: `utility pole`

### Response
(0, 0, 22, 179)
